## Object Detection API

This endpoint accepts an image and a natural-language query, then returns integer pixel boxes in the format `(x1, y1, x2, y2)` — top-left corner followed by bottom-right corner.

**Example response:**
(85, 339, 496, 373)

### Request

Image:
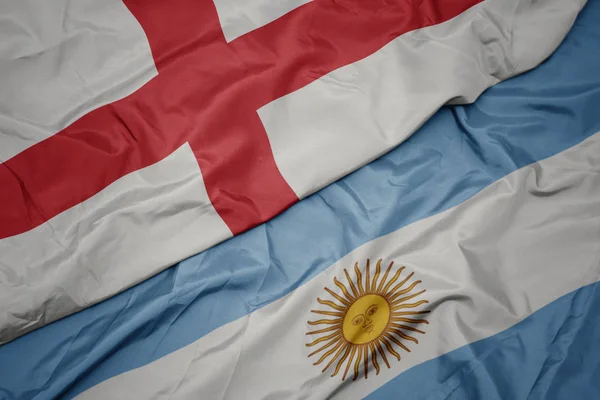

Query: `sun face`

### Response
(342, 294, 390, 344)
(306, 259, 429, 381)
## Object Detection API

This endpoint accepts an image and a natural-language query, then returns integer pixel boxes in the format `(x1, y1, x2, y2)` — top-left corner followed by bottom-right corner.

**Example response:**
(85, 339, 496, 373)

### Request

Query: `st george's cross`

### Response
(0, 0, 479, 239)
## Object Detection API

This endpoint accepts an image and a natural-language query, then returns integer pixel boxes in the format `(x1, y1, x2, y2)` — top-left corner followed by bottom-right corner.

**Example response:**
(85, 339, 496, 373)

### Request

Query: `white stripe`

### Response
(78, 132, 600, 399)
(258, 0, 586, 198)
(0, 143, 232, 344)
(0, 0, 156, 162)
(212, 0, 311, 42)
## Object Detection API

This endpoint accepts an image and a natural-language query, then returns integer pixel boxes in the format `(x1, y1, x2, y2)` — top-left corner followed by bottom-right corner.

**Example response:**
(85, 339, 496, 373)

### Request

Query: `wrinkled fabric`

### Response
(258, 0, 587, 198)
(77, 131, 600, 399)
(369, 280, 600, 400)
(0, 0, 587, 346)
(0, 1, 599, 398)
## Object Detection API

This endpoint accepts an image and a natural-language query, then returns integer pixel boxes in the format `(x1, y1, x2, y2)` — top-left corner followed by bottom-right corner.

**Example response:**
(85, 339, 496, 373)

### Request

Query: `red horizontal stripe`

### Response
(0, 0, 481, 239)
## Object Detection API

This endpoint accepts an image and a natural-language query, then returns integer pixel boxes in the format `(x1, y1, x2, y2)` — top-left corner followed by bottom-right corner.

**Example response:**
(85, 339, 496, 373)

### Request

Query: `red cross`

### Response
(0, 0, 479, 239)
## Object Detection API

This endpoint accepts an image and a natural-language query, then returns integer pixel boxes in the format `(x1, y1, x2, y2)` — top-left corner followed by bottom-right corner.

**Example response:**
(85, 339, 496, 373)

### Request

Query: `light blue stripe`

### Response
(1, 1, 600, 398)
(367, 280, 600, 400)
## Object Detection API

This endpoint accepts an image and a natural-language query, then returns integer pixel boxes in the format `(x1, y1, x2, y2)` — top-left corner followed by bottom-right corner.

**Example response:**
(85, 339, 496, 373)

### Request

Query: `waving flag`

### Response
(1, 0, 599, 398)
(0, 0, 588, 346)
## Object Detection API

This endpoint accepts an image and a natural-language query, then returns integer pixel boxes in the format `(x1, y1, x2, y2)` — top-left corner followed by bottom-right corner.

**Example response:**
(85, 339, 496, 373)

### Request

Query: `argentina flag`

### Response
(1, 0, 600, 399)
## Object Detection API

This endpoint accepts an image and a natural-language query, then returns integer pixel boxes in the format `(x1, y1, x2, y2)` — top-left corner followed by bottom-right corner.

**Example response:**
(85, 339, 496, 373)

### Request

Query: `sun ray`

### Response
(380, 336, 401, 361)
(376, 341, 391, 368)
(331, 345, 356, 377)
(371, 259, 381, 292)
(344, 269, 360, 298)
(310, 310, 344, 317)
(323, 343, 349, 373)
(390, 289, 426, 305)
(369, 342, 380, 375)
(312, 339, 344, 365)
(376, 261, 394, 293)
(390, 317, 429, 325)
(306, 325, 341, 335)
(382, 266, 405, 294)
(317, 297, 345, 311)
(354, 263, 365, 296)
(308, 318, 342, 326)
(363, 344, 369, 379)
(306, 331, 340, 347)
(333, 277, 355, 303)
(387, 273, 415, 296)
(391, 300, 429, 311)
(365, 259, 371, 293)
(389, 278, 419, 301)
(389, 323, 426, 334)
(307, 261, 429, 381)
(383, 332, 410, 353)
(342, 345, 357, 381)
(308, 334, 341, 357)
(390, 328, 420, 344)
(353, 345, 363, 380)
(325, 287, 351, 307)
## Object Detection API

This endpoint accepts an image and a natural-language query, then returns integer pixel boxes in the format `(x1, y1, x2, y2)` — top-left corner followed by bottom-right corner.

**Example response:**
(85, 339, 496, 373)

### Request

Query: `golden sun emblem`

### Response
(306, 259, 429, 381)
